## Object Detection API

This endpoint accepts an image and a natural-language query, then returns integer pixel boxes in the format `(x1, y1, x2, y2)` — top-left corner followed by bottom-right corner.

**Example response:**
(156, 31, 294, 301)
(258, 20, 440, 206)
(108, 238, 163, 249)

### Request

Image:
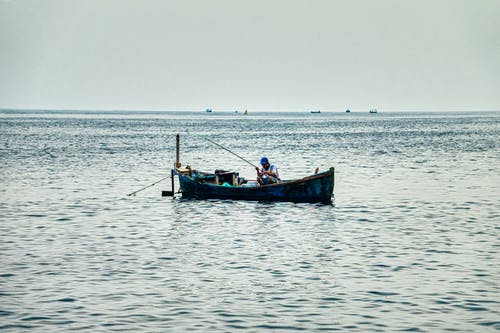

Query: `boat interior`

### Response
(177, 167, 247, 186)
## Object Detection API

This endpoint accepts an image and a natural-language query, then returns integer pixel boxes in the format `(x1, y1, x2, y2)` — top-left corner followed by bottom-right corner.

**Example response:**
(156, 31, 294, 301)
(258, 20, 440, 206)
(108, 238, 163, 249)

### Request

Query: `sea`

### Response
(0, 110, 499, 332)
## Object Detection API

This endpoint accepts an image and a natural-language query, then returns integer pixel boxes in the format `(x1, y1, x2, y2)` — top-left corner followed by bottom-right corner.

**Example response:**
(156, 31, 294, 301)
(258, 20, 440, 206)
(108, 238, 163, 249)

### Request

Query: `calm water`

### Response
(1, 110, 499, 332)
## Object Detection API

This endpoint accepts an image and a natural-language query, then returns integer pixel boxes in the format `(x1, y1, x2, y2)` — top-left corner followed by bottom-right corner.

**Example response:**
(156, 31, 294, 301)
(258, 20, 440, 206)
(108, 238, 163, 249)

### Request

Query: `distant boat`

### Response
(310, 110, 321, 114)
(205, 108, 212, 113)
(369, 108, 378, 114)
(244, 110, 248, 115)
(345, 109, 351, 113)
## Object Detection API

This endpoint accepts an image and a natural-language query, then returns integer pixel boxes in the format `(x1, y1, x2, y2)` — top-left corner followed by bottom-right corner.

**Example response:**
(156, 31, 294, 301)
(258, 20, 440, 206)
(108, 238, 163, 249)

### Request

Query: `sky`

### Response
(1, 0, 499, 112)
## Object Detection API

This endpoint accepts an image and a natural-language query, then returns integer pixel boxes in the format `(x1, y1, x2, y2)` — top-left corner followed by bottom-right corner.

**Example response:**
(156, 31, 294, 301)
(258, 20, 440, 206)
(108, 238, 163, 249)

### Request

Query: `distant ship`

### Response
(369, 108, 378, 114)
(244, 110, 248, 115)
(310, 110, 321, 114)
(205, 108, 212, 113)
(345, 109, 351, 113)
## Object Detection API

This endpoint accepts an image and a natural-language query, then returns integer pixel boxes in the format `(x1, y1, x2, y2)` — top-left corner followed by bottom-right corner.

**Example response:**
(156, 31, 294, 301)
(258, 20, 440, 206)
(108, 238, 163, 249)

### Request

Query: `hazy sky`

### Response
(1, 0, 499, 111)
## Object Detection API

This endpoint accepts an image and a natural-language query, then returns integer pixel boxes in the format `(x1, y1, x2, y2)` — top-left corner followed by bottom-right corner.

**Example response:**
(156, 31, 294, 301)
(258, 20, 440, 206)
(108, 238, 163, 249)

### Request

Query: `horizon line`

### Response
(2, 108, 499, 113)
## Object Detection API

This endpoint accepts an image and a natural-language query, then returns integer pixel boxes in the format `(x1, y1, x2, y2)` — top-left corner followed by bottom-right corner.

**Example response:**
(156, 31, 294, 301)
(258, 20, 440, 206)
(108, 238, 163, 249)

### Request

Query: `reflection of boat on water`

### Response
(310, 110, 321, 114)
(345, 109, 351, 113)
(369, 108, 378, 114)
(205, 108, 212, 113)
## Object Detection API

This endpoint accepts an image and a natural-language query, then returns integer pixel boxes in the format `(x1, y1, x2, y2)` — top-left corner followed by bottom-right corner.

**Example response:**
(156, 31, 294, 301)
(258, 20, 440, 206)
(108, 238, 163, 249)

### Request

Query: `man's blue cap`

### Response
(260, 157, 269, 165)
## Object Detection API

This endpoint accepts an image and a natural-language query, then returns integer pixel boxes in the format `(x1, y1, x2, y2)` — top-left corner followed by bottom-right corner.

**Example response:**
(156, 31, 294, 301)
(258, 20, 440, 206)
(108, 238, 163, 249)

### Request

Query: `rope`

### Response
(127, 175, 171, 196)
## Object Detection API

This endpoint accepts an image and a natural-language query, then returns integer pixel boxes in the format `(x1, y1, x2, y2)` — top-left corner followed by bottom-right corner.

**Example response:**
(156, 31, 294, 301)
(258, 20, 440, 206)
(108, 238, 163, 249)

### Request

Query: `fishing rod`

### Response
(205, 137, 259, 169)
(127, 175, 171, 196)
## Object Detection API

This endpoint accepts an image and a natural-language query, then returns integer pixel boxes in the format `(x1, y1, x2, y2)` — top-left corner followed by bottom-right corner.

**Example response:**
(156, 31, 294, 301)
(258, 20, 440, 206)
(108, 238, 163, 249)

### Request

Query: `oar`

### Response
(205, 137, 259, 169)
(127, 175, 171, 196)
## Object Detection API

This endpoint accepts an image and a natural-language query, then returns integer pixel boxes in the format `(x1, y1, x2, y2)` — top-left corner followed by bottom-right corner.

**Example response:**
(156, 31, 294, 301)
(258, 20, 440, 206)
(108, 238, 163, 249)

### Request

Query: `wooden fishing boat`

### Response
(163, 135, 335, 203)
(174, 167, 334, 203)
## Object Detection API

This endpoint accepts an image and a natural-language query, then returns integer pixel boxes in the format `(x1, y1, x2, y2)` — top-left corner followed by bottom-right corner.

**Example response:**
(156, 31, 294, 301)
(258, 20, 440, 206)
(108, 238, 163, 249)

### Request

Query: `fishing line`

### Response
(205, 137, 258, 169)
(127, 175, 171, 196)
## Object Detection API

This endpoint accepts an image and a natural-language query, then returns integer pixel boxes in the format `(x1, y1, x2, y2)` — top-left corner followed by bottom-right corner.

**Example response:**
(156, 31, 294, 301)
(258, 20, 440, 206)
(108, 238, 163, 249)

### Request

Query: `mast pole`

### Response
(176, 134, 180, 168)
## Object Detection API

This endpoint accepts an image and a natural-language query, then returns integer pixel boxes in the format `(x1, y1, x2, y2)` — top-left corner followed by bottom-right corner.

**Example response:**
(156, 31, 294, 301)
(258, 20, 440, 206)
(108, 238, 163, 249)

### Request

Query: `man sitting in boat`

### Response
(256, 157, 280, 185)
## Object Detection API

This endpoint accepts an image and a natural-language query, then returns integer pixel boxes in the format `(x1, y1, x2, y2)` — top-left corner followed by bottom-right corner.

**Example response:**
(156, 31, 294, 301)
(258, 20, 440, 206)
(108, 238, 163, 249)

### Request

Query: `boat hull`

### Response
(176, 168, 334, 203)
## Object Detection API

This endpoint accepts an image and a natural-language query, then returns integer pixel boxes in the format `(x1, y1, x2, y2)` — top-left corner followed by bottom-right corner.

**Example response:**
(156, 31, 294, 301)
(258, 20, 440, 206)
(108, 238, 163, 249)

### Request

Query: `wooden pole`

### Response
(161, 170, 176, 197)
(175, 134, 180, 168)
(171, 169, 175, 193)
(163, 134, 179, 197)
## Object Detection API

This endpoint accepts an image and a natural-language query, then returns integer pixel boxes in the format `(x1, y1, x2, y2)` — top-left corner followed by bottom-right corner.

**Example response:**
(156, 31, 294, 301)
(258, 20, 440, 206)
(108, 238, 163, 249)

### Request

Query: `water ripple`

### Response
(1, 111, 499, 332)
